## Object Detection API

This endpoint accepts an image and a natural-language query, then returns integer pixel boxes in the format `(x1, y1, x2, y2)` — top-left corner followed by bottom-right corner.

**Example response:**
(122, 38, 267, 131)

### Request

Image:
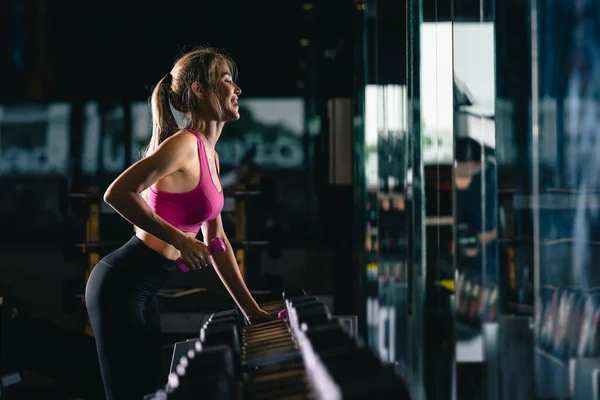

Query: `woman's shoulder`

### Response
(152, 129, 198, 158)
(162, 129, 199, 146)
(173, 128, 200, 140)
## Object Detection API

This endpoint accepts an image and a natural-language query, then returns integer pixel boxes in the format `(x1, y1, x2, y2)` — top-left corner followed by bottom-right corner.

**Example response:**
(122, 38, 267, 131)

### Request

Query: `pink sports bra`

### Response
(147, 129, 224, 232)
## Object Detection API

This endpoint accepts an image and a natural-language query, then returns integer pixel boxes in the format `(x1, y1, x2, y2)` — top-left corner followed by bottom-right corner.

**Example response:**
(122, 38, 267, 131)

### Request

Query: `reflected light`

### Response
(364, 84, 407, 189)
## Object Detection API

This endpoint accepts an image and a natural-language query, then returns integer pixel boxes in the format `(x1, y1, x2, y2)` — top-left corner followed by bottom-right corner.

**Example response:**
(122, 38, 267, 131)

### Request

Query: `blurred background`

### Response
(0, 0, 355, 326)
(1, 0, 600, 399)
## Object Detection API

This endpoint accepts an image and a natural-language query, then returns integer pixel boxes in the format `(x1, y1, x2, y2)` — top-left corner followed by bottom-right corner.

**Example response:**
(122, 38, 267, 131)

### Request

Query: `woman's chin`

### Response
(226, 110, 241, 121)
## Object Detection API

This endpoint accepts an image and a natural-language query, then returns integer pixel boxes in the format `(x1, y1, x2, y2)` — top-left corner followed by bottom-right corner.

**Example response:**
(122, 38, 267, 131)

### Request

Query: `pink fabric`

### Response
(147, 129, 224, 232)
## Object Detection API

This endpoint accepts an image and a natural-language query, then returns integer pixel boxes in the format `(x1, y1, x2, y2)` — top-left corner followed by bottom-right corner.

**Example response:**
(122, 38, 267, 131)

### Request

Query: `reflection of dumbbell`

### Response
(541, 289, 559, 350)
(553, 289, 573, 357)
(176, 238, 227, 273)
(537, 287, 554, 347)
(459, 279, 472, 316)
(588, 309, 600, 357)
(468, 283, 483, 320)
(486, 286, 498, 321)
(535, 293, 544, 343)
(555, 289, 583, 359)
(455, 273, 466, 311)
(565, 291, 585, 358)
(578, 294, 600, 357)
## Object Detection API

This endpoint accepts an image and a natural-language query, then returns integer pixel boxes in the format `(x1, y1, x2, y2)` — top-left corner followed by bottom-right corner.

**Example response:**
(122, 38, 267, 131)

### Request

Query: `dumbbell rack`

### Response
(149, 291, 413, 399)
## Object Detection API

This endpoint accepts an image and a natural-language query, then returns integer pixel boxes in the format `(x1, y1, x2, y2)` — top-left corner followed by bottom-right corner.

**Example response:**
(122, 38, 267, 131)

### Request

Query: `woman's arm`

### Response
(202, 152, 273, 322)
(202, 214, 263, 318)
(103, 131, 196, 250)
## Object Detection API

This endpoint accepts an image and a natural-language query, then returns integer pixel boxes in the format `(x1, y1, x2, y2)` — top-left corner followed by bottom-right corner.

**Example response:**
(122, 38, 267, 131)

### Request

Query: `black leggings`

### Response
(85, 236, 175, 400)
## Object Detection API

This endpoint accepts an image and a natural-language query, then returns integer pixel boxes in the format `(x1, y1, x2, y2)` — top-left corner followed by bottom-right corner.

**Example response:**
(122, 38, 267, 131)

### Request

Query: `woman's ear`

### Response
(191, 82, 205, 99)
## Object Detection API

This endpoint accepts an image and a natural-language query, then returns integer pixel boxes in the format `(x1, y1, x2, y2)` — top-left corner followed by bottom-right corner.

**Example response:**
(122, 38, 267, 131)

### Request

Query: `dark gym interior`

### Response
(1, 0, 599, 399)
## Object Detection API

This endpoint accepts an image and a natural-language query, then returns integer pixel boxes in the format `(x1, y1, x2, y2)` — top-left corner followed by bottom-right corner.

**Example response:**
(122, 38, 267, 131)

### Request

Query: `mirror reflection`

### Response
(452, 1, 497, 398)
(532, 0, 600, 399)
(420, 1, 455, 398)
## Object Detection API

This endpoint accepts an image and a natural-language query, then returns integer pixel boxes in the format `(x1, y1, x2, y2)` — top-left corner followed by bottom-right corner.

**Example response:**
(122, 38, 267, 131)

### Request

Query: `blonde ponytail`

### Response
(140, 74, 180, 203)
(134, 74, 179, 234)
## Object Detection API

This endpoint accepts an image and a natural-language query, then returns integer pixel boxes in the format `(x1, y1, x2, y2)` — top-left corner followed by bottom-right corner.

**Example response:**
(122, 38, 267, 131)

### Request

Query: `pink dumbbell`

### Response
(176, 238, 227, 273)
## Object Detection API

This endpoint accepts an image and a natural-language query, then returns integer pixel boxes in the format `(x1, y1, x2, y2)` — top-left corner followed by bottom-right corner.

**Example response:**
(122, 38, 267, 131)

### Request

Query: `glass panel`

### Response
(357, 0, 417, 393)
(532, 1, 600, 399)
(407, 0, 427, 395)
(452, 0, 497, 397)
(494, 0, 536, 397)
(420, 0, 455, 398)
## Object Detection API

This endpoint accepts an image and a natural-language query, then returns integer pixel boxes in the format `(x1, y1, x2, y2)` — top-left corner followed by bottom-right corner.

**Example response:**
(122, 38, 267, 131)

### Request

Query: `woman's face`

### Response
(215, 60, 242, 122)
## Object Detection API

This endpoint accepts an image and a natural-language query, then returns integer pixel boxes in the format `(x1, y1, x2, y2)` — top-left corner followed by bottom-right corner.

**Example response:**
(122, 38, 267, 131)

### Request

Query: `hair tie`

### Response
(164, 72, 172, 82)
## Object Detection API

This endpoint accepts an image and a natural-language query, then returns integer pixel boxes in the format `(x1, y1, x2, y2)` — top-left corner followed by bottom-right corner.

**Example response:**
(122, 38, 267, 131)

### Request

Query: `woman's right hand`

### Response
(176, 235, 213, 270)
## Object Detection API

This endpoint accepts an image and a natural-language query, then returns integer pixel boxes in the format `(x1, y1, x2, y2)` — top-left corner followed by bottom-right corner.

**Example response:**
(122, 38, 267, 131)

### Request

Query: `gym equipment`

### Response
(277, 309, 287, 320)
(201, 322, 241, 359)
(226, 187, 268, 282)
(168, 339, 203, 376)
(284, 292, 411, 399)
(150, 290, 412, 399)
(166, 344, 236, 400)
(175, 237, 227, 273)
(578, 290, 600, 358)
(62, 187, 104, 336)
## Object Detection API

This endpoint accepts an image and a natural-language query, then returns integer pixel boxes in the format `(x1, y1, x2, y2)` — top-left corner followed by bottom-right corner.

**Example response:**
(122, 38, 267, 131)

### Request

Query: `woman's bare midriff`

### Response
(136, 230, 198, 260)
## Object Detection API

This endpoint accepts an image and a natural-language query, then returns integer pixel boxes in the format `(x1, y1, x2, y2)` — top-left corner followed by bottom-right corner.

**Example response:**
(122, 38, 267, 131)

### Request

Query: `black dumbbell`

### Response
(203, 316, 238, 331)
(294, 303, 330, 325)
(209, 309, 237, 322)
(282, 288, 307, 299)
(168, 339, 203, 374)
(286, 296, 319, 308)
(200, 322, 241, 372)
(305, 328, 355, 354)
(166, 345, 236, 400)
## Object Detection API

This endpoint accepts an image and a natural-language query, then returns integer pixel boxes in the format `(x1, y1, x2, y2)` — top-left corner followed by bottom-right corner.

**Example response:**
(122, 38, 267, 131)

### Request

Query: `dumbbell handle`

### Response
(176, 238, 227, 273)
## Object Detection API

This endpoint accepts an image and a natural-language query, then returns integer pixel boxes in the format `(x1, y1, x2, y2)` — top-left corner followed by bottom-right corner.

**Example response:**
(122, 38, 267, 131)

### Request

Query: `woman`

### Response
(85, 47, 274, 400)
